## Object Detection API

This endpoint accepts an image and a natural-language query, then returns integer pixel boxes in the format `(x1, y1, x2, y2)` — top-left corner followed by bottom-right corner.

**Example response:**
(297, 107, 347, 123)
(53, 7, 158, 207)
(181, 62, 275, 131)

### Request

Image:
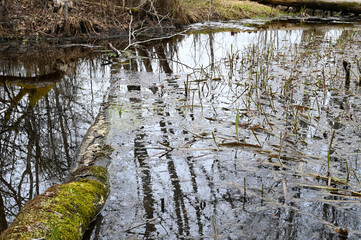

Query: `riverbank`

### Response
(0, 0, 281, 40)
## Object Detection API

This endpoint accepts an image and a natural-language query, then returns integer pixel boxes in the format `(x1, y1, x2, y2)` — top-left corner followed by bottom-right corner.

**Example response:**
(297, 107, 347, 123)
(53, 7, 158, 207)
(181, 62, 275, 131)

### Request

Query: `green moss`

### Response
(89, 166, 110, 186)
(0, 178, 109, 240)
(48, 179, 108, 239)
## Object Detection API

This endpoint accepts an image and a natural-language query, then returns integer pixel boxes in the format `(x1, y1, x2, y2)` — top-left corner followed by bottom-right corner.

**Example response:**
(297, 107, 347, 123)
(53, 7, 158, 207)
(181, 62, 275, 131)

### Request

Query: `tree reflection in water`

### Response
(0, 53, 110, 233)
(96, 23, 361, 240)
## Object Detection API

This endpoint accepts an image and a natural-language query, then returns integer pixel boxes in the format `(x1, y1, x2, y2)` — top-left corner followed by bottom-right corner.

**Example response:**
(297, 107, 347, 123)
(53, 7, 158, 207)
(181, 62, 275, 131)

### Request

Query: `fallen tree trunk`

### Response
(0, 167, 109, 240)
(0, 105, 112, 240)
(253, 0, 361, 14)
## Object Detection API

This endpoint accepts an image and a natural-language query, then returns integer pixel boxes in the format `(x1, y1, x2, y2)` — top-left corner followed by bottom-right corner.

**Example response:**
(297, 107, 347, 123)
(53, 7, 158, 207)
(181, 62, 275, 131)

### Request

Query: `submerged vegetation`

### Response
(100, 22, 361, 238)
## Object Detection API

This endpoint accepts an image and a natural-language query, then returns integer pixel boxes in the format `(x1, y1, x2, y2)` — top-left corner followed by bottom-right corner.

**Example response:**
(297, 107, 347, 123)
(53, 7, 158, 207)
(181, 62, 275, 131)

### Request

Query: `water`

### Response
(95, 19, 361, 239)
(1, 18, 361, 240)
(0, 48, 110, 231)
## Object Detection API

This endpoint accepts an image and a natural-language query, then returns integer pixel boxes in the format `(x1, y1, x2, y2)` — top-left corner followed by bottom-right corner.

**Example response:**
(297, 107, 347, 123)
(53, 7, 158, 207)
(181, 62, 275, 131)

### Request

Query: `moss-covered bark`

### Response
(0, 177, 105, 240)
(0, 166, 109, 240)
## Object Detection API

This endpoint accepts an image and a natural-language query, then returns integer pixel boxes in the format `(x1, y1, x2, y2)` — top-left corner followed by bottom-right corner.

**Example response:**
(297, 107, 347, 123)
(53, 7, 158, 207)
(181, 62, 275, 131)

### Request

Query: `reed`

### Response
(327, 130, 336, 178)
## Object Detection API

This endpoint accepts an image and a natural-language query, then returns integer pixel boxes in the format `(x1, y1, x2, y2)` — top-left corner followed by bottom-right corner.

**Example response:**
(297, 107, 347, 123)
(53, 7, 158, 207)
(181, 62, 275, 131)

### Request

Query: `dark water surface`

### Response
(1, 18, 361, 240)
(0, 48, 110, 232)
(97, 19, 361, 240)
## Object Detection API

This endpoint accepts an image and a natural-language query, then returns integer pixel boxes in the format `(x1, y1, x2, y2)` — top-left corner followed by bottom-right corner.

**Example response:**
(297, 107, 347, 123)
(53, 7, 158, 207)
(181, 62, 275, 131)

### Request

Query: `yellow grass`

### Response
(178, 0, 282, 24)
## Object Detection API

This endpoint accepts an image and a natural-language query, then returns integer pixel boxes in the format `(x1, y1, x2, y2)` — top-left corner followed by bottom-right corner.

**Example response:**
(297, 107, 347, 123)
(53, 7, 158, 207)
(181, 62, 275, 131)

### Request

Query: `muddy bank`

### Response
(0, 0, 280, 40)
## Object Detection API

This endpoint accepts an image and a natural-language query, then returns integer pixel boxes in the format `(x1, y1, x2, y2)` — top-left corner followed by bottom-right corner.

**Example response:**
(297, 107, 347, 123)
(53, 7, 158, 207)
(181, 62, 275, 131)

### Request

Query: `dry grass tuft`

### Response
(0, 0, 280, 38)
(178, 0, 281, 23)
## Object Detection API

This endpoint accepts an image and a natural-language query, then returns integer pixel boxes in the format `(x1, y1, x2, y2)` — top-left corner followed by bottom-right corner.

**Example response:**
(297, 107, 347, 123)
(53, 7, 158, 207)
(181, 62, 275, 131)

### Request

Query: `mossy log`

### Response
(0, 105, 112, 240)
(0, 166, 109, 240)
(254, 0, 361, 14)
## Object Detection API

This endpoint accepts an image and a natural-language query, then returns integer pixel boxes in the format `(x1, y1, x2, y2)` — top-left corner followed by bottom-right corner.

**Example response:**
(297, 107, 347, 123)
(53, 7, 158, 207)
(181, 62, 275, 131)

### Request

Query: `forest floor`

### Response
(0, 0, 282, 40)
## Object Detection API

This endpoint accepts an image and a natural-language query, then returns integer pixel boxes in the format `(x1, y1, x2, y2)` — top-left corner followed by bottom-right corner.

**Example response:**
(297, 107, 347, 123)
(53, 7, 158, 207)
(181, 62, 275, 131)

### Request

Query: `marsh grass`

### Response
(173, 26, 361, 199)
(327, 130, 335, 179)
(99, 25, 361, 239)
(116, 24, 361, 211)
(180, 0, 282, 24)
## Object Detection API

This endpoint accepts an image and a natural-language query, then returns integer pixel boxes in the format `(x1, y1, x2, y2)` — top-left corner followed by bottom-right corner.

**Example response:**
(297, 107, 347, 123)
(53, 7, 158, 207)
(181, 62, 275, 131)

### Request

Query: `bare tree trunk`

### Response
(0, 192, 7, 234)
(254, 0, 361, 14)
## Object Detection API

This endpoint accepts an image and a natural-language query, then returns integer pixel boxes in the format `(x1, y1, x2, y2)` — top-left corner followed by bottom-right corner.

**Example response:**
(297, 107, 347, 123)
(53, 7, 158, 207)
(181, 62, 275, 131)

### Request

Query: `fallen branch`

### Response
(0, 166, 109, 240)
(252, 0, 361, 14)
(107, 43, 121, 57)
(124, 29, 188, 51)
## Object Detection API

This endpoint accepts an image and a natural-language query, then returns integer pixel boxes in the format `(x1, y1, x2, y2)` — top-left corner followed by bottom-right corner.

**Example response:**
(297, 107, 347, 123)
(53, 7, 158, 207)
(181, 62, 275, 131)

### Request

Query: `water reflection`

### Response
(98, 20, 361, 240)
(0, 52, 110, 232)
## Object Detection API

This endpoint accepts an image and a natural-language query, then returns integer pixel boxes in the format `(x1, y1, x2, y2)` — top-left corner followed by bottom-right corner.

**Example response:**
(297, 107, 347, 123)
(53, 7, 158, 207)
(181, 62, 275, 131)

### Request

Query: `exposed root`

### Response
(51, 16, 98, 36)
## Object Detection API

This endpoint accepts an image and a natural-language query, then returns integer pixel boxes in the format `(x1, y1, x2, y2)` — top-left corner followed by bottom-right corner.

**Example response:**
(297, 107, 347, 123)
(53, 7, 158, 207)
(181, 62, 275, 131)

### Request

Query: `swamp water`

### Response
(0, 51, 110, 231)
(98, 19, 361, 240)
(1, 18, 361, 239)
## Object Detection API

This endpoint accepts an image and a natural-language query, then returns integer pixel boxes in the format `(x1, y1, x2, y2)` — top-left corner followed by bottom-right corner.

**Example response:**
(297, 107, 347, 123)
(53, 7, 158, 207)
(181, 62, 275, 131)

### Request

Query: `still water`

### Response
(1, 18, 361, 239)
(98, 19, 361, 240)
(0, 49, 110, 232)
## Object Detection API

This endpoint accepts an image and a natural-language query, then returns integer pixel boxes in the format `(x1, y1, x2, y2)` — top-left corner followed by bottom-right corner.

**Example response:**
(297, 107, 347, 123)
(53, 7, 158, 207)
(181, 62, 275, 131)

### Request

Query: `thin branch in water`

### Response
(212, 216, 219, 240)
(122, 217, 158, 232)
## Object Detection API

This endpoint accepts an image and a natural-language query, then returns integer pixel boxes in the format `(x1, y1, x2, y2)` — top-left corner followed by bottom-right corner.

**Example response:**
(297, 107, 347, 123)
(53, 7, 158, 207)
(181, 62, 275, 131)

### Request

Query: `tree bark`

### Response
(254, 0, 361, 14)
(0, 167, 109, 240)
